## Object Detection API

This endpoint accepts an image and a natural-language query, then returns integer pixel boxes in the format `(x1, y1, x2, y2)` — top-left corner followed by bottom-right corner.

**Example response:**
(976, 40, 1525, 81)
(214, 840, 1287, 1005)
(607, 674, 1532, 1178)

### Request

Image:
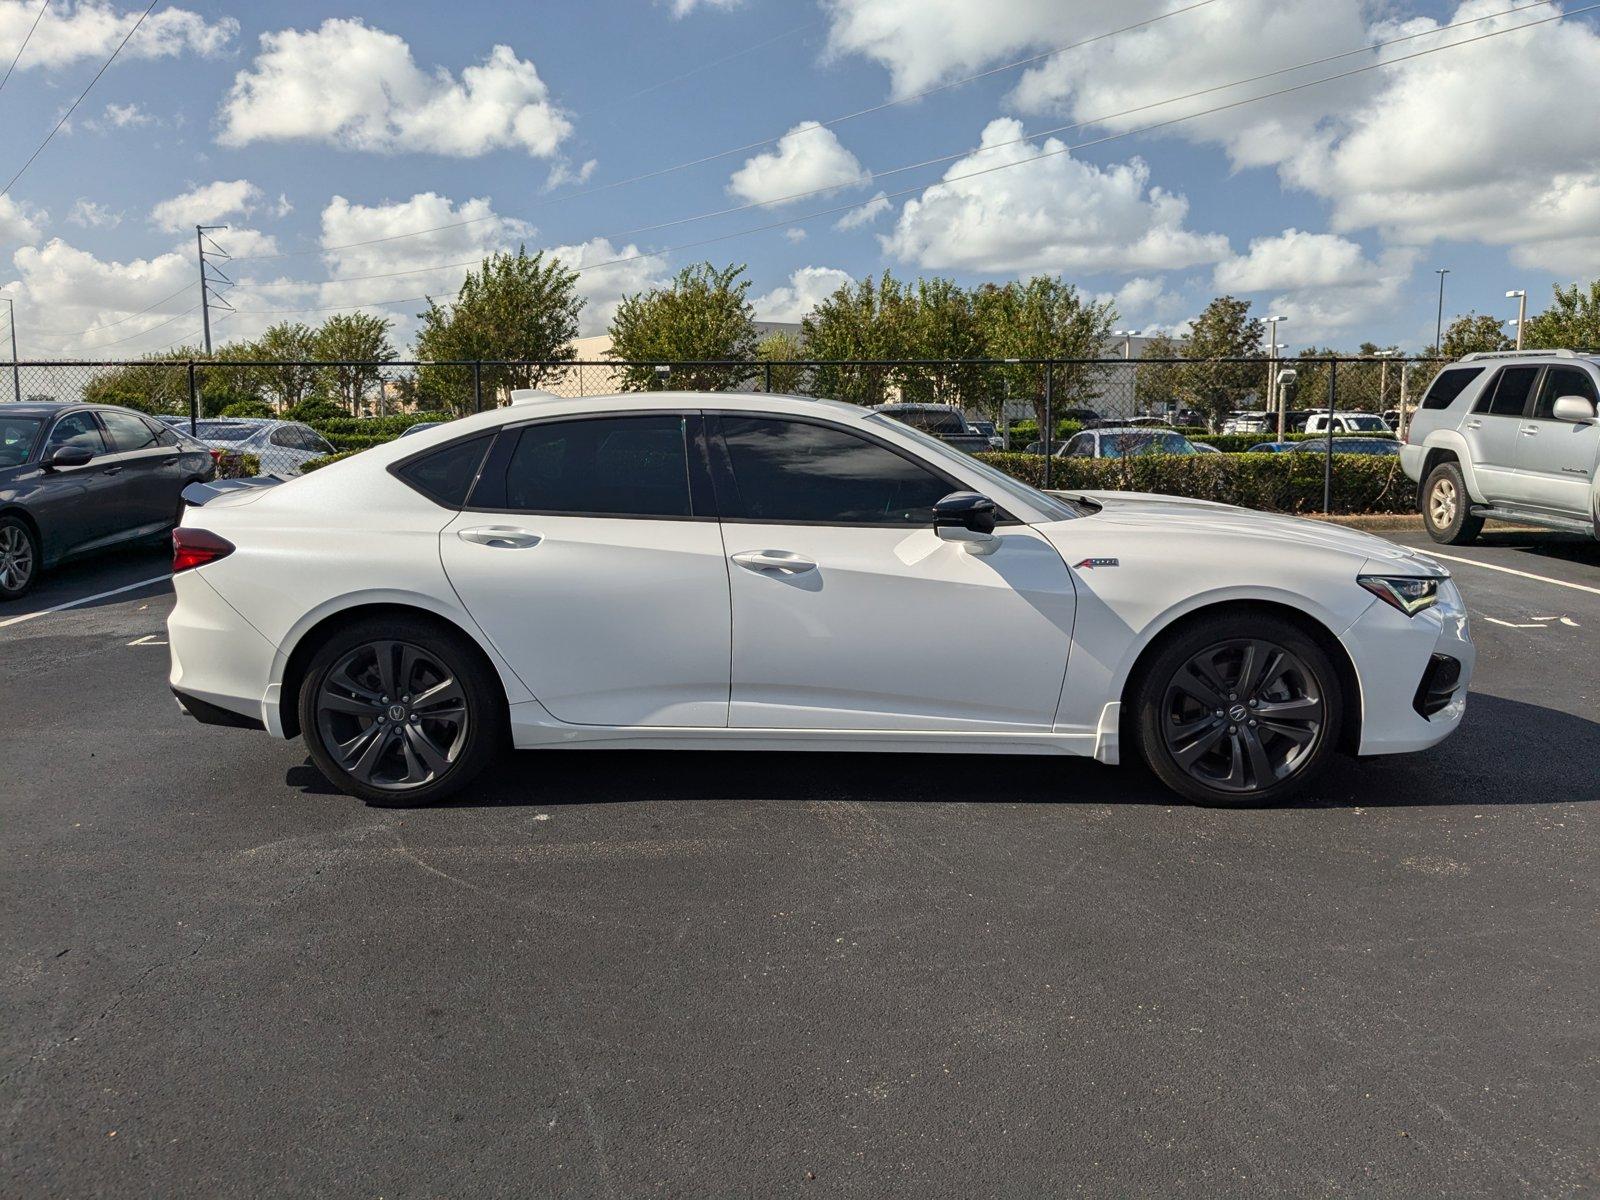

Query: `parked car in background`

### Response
(1221, 412, 1272, 435)
(1057, 428, 1203, 458)
(0, 403, 217, 600)
(1248, 438, 1401, 456)
(191, 418, 336, 476)
(965, 418, 1005, 450)
(399, 421, 447, 438)
(1125, 415, 1176, 428)
(868, 404, 991, 453)
(168, 389, 1471, 808)
(1193, 441, 1222, 454)
(1304, 411, 1392, 435)
(1401, 349, 1600, 543)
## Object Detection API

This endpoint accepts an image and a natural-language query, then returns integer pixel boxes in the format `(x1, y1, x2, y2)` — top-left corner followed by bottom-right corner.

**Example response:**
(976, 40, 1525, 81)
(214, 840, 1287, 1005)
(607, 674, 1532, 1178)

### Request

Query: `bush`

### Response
(283, 397, 348, 424)
(308, 412, 450, 438)
(973, 451, 1412, 515)
(323, 432, 396, 453)
(1001, 420, 1083, 446)
(214, 451, 261, 479)
(298, 450, 363, 473)
(219, 399, 274, 419)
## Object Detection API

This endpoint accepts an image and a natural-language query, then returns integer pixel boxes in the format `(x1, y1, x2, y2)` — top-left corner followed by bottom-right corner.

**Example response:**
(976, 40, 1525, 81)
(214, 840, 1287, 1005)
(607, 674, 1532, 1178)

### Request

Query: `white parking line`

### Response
(0, 575, 172, 629)
(1422, 551, 1600, 598)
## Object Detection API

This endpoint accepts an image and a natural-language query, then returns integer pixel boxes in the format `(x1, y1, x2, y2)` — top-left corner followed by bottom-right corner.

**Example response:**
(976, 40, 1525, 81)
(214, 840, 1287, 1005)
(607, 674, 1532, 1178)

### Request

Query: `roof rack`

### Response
(1460, 348, 1580, 361)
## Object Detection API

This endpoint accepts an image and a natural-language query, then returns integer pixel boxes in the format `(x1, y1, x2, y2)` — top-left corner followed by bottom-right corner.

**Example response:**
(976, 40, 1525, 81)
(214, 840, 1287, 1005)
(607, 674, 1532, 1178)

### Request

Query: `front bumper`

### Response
(1341, 577, 1474, 756)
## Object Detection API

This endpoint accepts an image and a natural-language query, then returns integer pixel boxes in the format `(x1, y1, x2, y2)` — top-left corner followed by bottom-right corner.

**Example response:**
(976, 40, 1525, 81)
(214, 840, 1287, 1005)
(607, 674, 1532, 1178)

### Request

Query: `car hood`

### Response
(1053, 489, 1444, 572)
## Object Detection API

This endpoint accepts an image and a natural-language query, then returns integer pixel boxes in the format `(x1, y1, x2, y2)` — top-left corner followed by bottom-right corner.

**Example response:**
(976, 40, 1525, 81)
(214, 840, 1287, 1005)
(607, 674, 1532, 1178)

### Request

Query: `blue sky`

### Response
(0, 0, 1596, 358)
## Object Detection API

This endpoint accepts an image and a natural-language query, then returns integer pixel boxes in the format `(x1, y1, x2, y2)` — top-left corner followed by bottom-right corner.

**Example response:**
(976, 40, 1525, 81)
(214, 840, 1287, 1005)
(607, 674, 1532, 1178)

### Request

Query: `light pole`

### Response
(1374, 348, 1402, 414)
(1265, 315, 1287, 438)
(1434, 268, 1450, 353)
(1505, 289, 1527, 350)
(1, 296, 18, 403)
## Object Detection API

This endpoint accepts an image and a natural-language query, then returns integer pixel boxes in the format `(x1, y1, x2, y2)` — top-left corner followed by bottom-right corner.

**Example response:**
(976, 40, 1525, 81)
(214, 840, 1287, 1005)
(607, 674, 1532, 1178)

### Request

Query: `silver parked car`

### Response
(190, 419, 336, 476)
(1057, 428, 1203, 458)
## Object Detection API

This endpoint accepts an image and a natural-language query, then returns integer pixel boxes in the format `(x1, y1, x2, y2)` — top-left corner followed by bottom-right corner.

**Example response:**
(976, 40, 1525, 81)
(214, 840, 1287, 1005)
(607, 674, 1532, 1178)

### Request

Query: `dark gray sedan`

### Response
(0, 403, 217, 600)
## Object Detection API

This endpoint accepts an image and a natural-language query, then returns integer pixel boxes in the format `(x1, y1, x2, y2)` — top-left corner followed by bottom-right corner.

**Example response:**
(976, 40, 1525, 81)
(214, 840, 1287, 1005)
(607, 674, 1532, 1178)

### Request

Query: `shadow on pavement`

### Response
(284, 692, 1600, 813)
(1475, 529, 1600, 567)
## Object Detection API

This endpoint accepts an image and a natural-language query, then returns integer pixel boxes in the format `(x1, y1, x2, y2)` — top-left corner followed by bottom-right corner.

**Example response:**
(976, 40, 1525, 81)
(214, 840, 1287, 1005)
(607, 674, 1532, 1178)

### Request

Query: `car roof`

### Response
(870, 402, 960, 413)
(0, 401, 92, 417)
(1091, 425, 1181, 435)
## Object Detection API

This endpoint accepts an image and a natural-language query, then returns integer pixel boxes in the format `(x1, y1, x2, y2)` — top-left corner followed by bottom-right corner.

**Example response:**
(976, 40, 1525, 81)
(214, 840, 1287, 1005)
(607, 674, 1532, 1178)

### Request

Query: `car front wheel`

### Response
(1133, 613, 1343, 806)
(298, 616, 504, 806)
(0, 514, 39, 601)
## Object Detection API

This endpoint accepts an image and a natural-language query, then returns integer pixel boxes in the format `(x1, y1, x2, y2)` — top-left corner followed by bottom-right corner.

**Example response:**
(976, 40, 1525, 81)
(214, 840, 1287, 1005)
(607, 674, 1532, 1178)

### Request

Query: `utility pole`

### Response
(1434, 268, 1450, 353)
(1, 296, 18, 403)
(1506, 289, 1527, 350)
(195, 224, 233, 355)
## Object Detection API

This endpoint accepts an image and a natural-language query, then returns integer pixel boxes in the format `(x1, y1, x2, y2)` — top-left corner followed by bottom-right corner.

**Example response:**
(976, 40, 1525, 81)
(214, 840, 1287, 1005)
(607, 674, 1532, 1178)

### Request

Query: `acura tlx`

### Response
(166, 391, 1473, 807)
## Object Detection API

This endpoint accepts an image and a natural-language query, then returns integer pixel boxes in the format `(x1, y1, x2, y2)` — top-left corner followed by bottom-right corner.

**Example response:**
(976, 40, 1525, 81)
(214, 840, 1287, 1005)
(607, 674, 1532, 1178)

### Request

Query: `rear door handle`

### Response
(1520, 425, 1539, 436)
(103, 466, 123, 475)
(731, 549, 816, 573)
(1464, 420, 1483, 429)
(457, 526, 542, 549)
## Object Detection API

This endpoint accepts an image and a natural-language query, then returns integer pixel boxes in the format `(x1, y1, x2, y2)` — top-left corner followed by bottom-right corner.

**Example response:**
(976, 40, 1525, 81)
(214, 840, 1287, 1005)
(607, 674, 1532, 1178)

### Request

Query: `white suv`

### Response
(1401, 349, 1600, 543)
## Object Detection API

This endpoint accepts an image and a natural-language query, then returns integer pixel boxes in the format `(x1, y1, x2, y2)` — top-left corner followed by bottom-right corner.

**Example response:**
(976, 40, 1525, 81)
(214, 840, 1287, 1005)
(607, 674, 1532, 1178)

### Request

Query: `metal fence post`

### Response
(187, 361, 198, 435)
(1323, 358, 1336, 514)
(1043, 360, 1054, 491)
(764, 361, 774, 394)
(473, 360, 483, 413)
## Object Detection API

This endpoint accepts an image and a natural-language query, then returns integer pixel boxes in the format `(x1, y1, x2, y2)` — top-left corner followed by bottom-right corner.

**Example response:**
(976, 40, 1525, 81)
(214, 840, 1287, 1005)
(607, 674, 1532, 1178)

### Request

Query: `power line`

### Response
(0, 0, 158, 199)
(231, 0, 1222, 264)
(232, 0, 1574, 298)
(0, 0, 50, 97)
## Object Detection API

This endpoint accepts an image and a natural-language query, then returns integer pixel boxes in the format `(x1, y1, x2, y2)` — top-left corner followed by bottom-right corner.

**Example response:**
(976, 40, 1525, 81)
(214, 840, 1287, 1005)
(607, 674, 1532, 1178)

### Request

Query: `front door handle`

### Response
(103, 466, 123, 475)
(458, 526, 542, 549)
(731, 549, 816, 573)
(1464, 420, 1483, 430)
(1520, 425, 1540, 436)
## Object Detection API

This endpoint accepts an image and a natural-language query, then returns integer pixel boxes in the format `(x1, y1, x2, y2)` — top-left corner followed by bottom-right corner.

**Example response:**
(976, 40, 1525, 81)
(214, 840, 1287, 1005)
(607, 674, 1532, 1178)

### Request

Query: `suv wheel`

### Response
(0, 515, 39, 601)
(1421, 462, 1483, 545)
(1133, 613, 1343, 807)
(298, 616, 505, 806)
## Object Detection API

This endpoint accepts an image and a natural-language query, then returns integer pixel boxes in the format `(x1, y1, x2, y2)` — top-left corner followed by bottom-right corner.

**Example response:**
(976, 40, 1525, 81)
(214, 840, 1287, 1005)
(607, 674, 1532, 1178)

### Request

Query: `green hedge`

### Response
(323, 432, 397, 453)
(299, 450, 363, 473)
(308, 412, 450, 438)
(974, 451, 1412, 515)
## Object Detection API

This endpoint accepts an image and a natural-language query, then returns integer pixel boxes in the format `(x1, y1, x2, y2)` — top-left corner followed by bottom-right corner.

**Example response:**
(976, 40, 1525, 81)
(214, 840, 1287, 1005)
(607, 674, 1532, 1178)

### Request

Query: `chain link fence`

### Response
(2, 355, 1440, 477)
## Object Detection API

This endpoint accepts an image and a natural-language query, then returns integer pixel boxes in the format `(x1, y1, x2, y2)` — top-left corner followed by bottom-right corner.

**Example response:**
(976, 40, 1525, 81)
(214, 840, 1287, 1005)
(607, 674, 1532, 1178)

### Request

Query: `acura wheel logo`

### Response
(388, 704, 408, 722)
(1229, 704, 1248, 722)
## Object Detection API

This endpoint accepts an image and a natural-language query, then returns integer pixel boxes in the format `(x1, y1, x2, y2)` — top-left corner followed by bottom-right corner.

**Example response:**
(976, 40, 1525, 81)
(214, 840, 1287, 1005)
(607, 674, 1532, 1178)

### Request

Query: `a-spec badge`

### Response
(1073, 557, 1120, 570)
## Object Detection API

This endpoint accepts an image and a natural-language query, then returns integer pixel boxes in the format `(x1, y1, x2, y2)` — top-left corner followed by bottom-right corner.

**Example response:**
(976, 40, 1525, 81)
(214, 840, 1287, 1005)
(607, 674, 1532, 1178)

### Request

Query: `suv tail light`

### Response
(172, 527, 235, 574)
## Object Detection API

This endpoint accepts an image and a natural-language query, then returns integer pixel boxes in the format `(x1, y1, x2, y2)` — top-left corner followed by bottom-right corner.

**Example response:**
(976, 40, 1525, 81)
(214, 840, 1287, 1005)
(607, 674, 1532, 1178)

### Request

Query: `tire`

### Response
(0, 514, 39, 602)
(298, 615, 505, 806)
(1421, 462, 1483, 545)
(1132, 612, 1343, 807)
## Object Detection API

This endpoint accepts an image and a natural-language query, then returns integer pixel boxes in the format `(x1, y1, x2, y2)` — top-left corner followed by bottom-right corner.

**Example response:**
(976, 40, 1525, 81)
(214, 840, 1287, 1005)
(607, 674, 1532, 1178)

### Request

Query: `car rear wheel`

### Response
(298, 616, 504, 806)
(1133, 613, 1343, 806)
(0, 515, 38, 601)
(1421, 462, 1483, 545)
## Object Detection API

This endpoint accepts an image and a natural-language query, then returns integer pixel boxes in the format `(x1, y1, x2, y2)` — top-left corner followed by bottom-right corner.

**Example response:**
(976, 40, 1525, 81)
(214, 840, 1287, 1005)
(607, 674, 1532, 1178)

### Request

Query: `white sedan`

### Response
(167, 391, 1473, 807)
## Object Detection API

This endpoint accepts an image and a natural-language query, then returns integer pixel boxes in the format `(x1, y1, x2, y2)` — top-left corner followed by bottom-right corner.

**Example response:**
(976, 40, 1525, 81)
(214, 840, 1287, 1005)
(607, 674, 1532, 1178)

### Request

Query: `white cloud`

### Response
(0, 1, 235, 71)
(544, 157, 597, 192)
(1099, 276, 1186, 327)
(668, 0, 743, 14)
(1213, 229, 1387, 294)
(783, 227, 807, 243)
(881, 118, 1229, 274)
(0, 196, 46, 245)
(727, 121, 870, 207)
(150, 180, 266, 231)
(68, 200, 121, 229)
(834, 192, 891, 230)
(543, 237, 663, 336)
(5, 238, 197, 357)
(753, 266, 853, 322)
(219, 19, 572, 158)
(83, 101, 155, 132)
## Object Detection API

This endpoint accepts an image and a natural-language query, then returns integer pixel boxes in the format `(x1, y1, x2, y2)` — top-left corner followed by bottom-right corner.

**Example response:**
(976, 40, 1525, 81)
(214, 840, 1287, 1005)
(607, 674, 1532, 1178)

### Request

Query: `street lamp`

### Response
(1372, 347, 1403, 412)
(1265, 315, 1288, 437)
(1434, 268, 1450, 353)
(1112, 329, 1138, 359)
(1505, 289, 1527, 350)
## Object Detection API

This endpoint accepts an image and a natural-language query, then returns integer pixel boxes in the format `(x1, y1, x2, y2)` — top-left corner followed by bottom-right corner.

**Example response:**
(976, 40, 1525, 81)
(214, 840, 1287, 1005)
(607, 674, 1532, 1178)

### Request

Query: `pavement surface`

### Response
(3, 529, 1598, 1197)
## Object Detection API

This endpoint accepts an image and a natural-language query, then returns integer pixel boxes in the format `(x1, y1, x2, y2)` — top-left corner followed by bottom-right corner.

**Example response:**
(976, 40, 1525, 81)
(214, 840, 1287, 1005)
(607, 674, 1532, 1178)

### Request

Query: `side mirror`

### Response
(47, 444, 94, 470)
(1552, 396, 1597, 424)
(934, 491, 999, 553)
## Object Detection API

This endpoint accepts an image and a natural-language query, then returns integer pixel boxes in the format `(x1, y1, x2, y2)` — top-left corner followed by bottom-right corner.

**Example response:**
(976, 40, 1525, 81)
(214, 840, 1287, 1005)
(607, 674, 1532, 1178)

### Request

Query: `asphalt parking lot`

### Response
(4, 526, 1598, 1197)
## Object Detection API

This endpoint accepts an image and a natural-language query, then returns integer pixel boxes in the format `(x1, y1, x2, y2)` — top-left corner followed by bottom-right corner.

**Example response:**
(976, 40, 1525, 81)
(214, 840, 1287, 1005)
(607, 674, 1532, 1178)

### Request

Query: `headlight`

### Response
(1358, 573, 1444, 616)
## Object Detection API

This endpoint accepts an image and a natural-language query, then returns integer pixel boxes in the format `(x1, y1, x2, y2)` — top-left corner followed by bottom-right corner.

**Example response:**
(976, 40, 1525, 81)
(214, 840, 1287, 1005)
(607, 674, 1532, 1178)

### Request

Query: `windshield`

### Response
(1101, 431, 1196, 458)
(863, 413, 1079, 521)
(1345, 415, 1388, 431)
(0, 417, 42, 467)
(194, 421, 264, 443)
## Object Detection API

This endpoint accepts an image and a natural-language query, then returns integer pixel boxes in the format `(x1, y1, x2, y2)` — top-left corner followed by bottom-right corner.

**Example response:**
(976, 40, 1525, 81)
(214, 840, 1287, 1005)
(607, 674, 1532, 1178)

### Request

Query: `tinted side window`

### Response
(1476, 366, 1539, 417)
(46, 412, 106, 454)
(1532, 366, 1600, 419)
(146, 417, 182, 447)
(100, 410, 160, 452)
(395, 434, 493, 508)
(717, 416, 952, 525)
(1421, 366, 1485, 410)
(491, 416, 692, 517)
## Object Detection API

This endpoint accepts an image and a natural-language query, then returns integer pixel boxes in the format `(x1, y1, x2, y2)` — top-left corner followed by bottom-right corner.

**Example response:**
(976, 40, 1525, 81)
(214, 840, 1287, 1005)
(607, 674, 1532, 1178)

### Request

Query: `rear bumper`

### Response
(172, 687, 265, 730)
(1399, 444, 1425, 483)
(166, 571, 279, 729)
(1342, 579, 1474, 756)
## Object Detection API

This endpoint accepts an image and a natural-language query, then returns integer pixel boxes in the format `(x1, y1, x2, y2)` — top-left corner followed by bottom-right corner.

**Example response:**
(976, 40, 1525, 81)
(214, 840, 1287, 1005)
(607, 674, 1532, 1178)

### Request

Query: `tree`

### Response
(897, 276, 991, 409)
(1134, 332, 1184, 416)
(247, 322, 322, 412)
(313, 313, 397, 414)
(80, 350, 196, 414)
(1433, 312, 1512, 359)
(1522, 280, 1600, 351)
(415, 248, 582, 413)
(755, 330, 805, 393)
(607, 262, 758, 391)
(976, 276, 1118, 435)
(1175, 295, 1264, 429)
(801, 271, 913, 406)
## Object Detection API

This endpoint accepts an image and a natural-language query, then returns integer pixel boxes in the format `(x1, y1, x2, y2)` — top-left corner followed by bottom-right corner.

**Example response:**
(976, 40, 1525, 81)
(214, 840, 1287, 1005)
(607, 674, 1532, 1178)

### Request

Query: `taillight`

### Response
(172, 527, 235, 574)
(209, 448, 224, 463)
